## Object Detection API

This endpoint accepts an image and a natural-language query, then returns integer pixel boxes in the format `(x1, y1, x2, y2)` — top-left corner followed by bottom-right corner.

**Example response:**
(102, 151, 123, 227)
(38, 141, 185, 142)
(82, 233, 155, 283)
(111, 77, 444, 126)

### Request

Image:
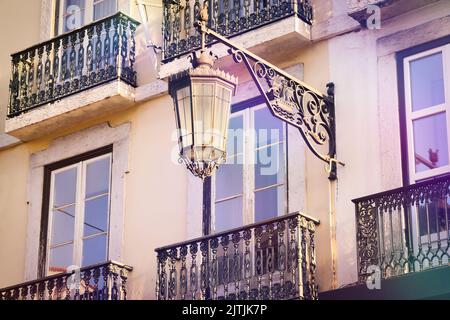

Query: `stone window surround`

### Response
(376, 14, 450, 190)
(24, 122, 130, 281)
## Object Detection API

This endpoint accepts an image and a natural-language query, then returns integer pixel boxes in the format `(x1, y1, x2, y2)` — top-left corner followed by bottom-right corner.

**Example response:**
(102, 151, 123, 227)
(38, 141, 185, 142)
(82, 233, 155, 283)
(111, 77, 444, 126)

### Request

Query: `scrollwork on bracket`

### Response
(229, 48, 336, 166)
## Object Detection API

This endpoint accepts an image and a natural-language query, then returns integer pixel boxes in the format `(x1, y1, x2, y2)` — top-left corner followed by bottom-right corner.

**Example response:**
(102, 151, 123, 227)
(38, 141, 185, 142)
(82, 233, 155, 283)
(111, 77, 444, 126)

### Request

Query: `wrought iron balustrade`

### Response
(0, 261, 132, 300)
(155, 212, 319, 300)
(162, 0, 313, 62)
(355, 174, 450, 282)
(7, 12, 139, 118)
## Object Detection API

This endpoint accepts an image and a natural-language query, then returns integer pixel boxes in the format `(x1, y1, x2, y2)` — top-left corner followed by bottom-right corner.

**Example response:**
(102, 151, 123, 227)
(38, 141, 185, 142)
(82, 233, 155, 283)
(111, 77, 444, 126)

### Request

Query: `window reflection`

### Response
(214, 105, 286, 233)
(215, 197, 243, 233)
(82, 234, 107, 266)
(410, 52, 445, 111)
(86, 157, 110, 198)
(48, 153, 111, 274)
(54, 168, 77, 208)
(51, 206, 76, 245)
(413, 113, 449, 173)
(83, 195, 109, 237)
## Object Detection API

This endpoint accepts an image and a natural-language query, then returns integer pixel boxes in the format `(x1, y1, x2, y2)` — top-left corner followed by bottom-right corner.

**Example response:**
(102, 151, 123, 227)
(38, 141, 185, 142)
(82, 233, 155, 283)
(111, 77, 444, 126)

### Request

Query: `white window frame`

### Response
(404, 44, 450, 249)
(211, 103, 288, 234)
(55, 0, 117, 36)
(46, 153, 112, 274)
(404, 44, 450, 183)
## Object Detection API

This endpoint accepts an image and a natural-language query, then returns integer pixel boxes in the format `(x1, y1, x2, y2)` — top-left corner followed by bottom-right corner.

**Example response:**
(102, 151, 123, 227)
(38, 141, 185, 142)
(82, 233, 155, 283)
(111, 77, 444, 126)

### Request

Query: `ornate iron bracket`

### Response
(194, 17, 344, 180)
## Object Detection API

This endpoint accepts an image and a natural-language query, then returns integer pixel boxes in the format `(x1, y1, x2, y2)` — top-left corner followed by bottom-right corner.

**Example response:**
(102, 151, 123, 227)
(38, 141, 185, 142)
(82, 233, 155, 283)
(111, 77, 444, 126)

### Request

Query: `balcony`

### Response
(5, 12, 139, 141)
(160, 0, 313, 78)
(155, 212, 319, 300)
(0, 261, 132, 300)
(162, 0, 313, 63)
(354, 174, 450, 282)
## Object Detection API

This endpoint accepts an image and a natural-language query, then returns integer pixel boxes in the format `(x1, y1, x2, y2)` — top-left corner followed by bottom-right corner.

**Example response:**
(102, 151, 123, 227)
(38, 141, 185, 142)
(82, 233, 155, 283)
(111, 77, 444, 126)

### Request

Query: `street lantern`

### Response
(169, 50, 238, 179)
(169, 4, 342, 181)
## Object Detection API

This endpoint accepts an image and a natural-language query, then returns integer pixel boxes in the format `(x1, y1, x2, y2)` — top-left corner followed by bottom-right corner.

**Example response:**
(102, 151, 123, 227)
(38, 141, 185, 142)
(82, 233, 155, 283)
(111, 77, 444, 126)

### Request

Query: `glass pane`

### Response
(54, 167, 77, 208)
(85, 156, 111, 198)
(93, 0, 117, 21)
(417, 198, 450, 237)
(255, 143, 284, 189)
(255, 186, 285, 222)
(215, 197, 243, 233)
(254, 107, 284, 148)
(51, 205, 76, 246)
(413, 113, 449, 173)
(49, 244, 74, 274)
(410, 52, 445, 111)
(84, 195, 109, 237)
(227, 115, 244, 156)
(215, 154, 243, 200)
(212, 85, 233, 150)
(176, 86, 193, 149)
(63, 0, 86, 33)
(193, 83, 215, 146)
(82, 234, 107, 267)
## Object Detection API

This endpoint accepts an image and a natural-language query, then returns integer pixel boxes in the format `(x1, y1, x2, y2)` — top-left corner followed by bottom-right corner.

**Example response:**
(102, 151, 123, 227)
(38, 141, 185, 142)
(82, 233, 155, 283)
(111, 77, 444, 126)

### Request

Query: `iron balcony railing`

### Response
(155, 212, 319, 300)
(162, 0, 313, 62)
(0, 261, 132, 300)
(7, 12, 139, 118)
(354, 174, 450, 282)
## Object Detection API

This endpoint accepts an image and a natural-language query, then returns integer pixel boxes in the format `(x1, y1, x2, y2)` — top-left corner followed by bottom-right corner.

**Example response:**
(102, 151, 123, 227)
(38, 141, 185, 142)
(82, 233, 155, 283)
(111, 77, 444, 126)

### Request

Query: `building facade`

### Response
(0, 0, 449, 300)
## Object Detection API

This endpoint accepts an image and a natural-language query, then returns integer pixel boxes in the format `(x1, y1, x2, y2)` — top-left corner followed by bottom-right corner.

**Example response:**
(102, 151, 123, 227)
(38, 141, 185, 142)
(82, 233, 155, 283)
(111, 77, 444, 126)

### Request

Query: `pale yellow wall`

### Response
(119, 96, 188, 299)
(0, 96, 189, 295)
(0, 0, 41, 132)
(288, 40, 335, 292)
(0, 144, 32, 288)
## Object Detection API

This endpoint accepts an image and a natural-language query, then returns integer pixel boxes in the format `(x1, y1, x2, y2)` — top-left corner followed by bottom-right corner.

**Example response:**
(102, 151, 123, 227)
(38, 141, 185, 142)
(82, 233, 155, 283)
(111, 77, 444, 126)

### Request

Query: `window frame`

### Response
(397, 35, 450, 186)
(39, 145, 113, 278)
(403, 45, 450, 183)
(210, 101, 289, 234)
(397, 37, 450, 252)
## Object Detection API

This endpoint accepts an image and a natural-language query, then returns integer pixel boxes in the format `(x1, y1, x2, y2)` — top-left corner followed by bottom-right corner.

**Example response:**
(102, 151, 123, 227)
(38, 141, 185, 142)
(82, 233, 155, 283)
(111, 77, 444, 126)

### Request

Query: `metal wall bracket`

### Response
(195, 18, 344, 180)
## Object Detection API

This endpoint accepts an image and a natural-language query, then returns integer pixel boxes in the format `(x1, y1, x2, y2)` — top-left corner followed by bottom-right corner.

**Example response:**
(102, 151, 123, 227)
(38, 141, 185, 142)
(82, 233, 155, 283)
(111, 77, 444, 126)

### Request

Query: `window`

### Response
(401, 40, 450, 247)
(54, 0, 117, 36)
(403, 44, 450, 183)
(212, 103, 287, 233)
(44, 147, 112, 275)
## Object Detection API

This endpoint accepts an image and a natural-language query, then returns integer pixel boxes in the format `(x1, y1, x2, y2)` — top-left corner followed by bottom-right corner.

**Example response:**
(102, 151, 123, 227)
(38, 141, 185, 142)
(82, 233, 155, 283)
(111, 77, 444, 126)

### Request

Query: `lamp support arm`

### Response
(195, 20, 344, 180)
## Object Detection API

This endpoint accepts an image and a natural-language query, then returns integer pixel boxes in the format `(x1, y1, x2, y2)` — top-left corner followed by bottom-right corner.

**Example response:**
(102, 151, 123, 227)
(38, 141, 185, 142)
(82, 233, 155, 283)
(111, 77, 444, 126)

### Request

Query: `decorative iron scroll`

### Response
(7, 12, 139, 118)
(155, 212, 319, 300)
(0, 261, 132, 300)
(354, 174, 450, 282)
(190, 18, 341, 178)
(228, 48, 336, 166)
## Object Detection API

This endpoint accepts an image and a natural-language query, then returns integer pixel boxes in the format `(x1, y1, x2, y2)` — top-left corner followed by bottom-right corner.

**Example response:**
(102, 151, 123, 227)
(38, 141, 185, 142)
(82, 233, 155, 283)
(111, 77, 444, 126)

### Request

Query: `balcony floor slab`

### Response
(5, 80, 135, 141)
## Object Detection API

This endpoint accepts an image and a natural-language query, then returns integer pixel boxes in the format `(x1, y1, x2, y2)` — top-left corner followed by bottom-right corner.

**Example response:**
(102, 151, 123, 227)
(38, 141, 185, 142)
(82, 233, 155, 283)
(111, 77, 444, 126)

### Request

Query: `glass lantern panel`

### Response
(176, 86, 193, 150)
(212, 84, 233, 151)
(192, 82, 215, 147)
